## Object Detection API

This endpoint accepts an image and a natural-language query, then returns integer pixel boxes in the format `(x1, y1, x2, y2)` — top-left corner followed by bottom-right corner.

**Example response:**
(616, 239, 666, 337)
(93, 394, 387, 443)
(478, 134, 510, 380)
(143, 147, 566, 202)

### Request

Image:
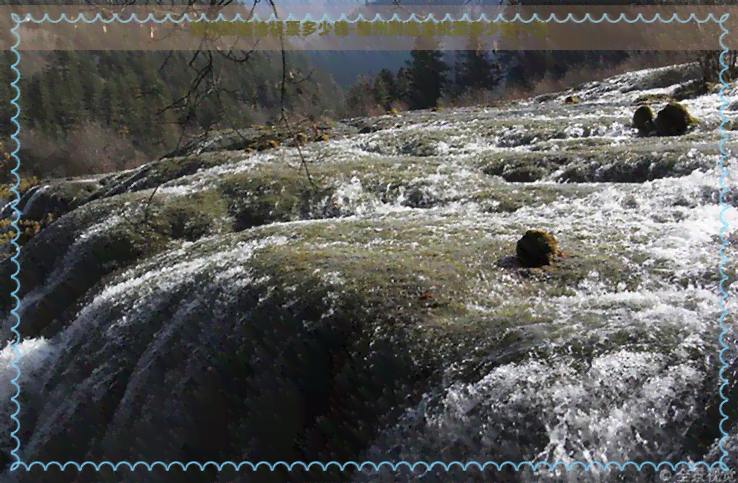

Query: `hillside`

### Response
(0, 48, 342, 179)
(0, 0, 724, 178)
(0, 62, 736, 482)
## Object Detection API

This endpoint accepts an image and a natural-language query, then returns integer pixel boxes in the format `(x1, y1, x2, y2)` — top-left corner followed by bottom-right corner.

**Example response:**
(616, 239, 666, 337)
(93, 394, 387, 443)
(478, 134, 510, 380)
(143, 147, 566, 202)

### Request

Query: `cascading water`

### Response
(0, 64, 736, 483)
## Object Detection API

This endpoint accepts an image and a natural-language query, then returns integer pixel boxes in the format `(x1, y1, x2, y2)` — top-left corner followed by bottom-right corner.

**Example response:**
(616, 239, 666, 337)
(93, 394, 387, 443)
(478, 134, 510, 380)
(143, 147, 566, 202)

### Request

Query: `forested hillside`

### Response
(1, 0, 733, 179)
(0, 48, 342, 179)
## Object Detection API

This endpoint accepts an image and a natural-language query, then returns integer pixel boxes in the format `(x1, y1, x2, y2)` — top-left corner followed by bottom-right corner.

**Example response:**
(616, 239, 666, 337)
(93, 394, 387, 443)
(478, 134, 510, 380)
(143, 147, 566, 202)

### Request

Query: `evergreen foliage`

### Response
(404, 37, 451, 111)
(454, 32, 506, 95)
(1, 50, 340, 179)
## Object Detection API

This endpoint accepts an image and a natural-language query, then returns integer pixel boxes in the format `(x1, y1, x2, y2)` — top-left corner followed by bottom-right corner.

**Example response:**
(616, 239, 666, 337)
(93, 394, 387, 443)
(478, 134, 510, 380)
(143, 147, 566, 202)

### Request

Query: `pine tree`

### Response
(455, 32, 504, 94)
(405, 36, 450, 111)
(394, 67, 411, 106)
(372, 75, 390, 111)
(345, 75, 375, 117)
(375, 68, 396, 110)
(77, 53, 100, 112)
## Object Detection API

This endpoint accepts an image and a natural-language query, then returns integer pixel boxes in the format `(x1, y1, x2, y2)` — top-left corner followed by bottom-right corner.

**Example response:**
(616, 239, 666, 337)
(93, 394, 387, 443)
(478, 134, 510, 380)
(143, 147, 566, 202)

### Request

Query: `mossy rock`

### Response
(16, 180, 101, 222)
(257, 139, 280, 151)
(653, 102, 699, 136)
(502, 165, 550, 183)
(480, 154, 570, 183)
(633, 105, 656, 135)
(534, 93, 558, 104)
(91, 153, 244, 203)
(633, 93, 675, 106)
(4, 213, 170, 338)
(157, 190, 226, 241)
(516, 229, 561, 268)
(564, 95, 581, 104)
(672, 79, 716, 101)
(218, 169, 337, 232)
(725, 119, 738, 131)
(400, 137, 438, 157)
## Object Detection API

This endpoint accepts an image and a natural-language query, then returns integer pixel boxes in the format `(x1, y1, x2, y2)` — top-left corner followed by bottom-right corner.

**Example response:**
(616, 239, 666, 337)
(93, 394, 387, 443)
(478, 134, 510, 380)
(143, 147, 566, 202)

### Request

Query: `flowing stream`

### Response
(0, 64, 736, 483)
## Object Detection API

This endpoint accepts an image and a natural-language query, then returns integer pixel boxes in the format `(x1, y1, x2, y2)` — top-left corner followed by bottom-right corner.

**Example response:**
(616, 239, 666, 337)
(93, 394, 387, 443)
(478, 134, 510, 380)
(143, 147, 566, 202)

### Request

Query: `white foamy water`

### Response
(345, 68, 736, 482)
(0, 338, 59, 443)
(2, 64, 736, 480)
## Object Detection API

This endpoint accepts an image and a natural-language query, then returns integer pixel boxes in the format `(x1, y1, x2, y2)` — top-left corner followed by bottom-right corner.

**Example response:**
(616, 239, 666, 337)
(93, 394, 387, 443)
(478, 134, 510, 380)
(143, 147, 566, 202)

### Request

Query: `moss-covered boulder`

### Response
(633, 105, 656, 136)
(480, 154, 571, 183)
(257, 139, 280, 151)
(564, 95, 581, 104)
(218, 168, 338, 232)
(672, 79, 717, 101)
(516, 229, 561, 268)
(157, 190, 226, 241)
(633, 93, 675, 106)
(654, 102, 699, 136)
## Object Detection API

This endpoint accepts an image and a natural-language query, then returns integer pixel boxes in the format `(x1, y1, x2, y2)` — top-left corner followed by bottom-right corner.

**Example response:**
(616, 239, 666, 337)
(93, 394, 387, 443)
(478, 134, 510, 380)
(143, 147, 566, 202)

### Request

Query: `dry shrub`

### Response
(65, 121, 148, 173)
(365, 104, 386, 118)
(15, 121, 152, 179)
(0, 141, 12, 182)
(389, 99, 409, 113)
(0, 176, 39, 200)
(449, 88, 507, 108)
(15, 128, 66, 178)
(0, 212, 57, 258)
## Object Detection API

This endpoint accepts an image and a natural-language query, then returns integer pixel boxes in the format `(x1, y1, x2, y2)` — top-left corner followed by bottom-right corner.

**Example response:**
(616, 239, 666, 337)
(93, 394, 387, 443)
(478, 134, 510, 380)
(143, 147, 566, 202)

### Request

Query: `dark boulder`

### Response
(516, 229, 561, 268)
(653, 102, 699, 136)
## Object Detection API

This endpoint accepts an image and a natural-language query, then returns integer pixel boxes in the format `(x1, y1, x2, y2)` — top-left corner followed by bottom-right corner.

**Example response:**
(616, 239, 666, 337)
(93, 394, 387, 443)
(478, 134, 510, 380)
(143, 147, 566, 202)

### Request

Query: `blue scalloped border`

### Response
(717, 12, 732, 475)
(6, 11, 732, 477)
(7, 11, 733, 24)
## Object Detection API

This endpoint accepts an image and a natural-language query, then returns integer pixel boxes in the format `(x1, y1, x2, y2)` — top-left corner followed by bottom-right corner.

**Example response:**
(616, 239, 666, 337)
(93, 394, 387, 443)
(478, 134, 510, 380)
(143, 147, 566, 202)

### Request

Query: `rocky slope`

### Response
(0, 62, 737, 483)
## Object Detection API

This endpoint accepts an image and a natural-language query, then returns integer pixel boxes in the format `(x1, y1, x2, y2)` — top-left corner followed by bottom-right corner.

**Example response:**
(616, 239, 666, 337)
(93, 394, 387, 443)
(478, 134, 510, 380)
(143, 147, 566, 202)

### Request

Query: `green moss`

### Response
(218, 167, 337, 232)
(471, 184, 598, 213)
(633, 93, 675, 106)
(158, 189, 228, 241)
(653, 102, 700, 137)
(146, 152, 239, 186)
(212, 214, 645, 384)
(633, 105, 655, 135)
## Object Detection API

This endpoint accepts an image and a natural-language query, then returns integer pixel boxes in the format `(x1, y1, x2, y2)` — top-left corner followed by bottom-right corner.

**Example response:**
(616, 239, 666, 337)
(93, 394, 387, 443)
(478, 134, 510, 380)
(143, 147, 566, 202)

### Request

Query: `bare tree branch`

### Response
(113, 0, 322, 231)
(264, 0, 316, 190)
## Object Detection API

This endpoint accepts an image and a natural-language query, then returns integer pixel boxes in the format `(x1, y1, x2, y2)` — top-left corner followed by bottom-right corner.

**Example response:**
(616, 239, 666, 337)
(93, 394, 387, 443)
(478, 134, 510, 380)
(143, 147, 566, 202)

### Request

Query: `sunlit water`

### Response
(1, 65, 736, 482)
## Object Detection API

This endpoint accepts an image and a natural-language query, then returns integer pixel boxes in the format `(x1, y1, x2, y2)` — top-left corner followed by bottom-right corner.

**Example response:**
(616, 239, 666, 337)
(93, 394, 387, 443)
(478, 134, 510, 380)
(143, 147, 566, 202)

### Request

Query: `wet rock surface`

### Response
(0, 63, 736, 483)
